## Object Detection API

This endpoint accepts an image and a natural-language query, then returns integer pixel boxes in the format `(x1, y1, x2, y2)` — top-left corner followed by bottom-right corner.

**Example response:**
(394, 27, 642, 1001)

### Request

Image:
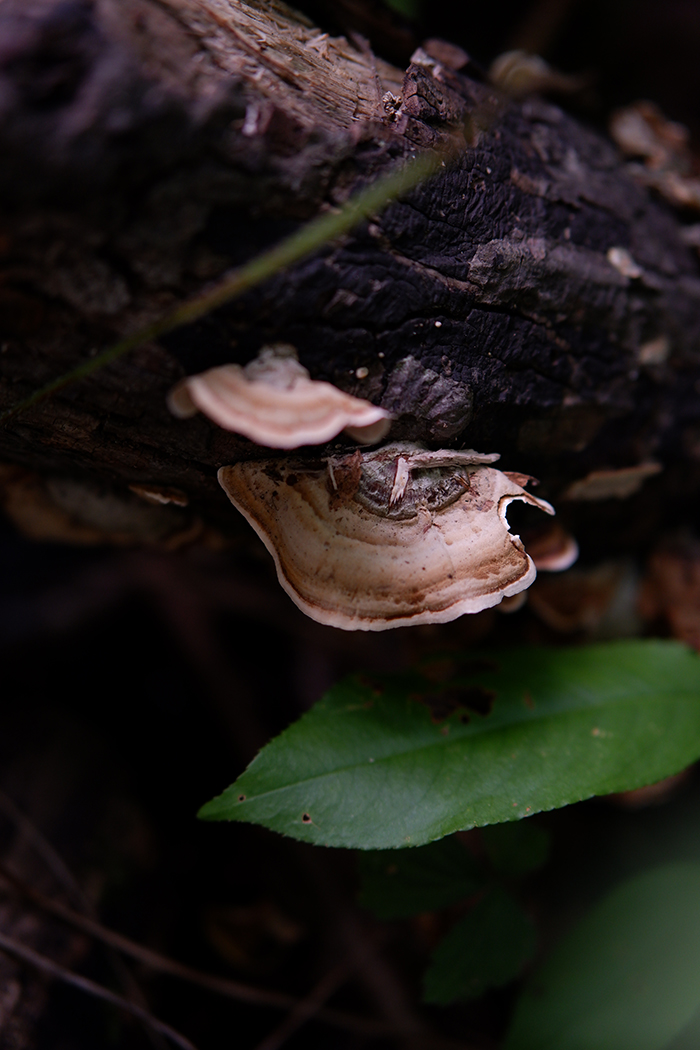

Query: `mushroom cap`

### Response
(218, 445, 554, 631)
(167, 351, 390, 449)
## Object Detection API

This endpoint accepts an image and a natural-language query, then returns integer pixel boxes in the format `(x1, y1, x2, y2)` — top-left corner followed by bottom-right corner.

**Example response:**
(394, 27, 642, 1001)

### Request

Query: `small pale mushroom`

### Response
(563, 462, 662, 501)
(167, 344, 391, 449)
(496, 524, 578, 615)
(129, 483, 189, 507)
(525, 522, 579, 572)
(218, 442, 555, 631)
(489, 50, 586, 97)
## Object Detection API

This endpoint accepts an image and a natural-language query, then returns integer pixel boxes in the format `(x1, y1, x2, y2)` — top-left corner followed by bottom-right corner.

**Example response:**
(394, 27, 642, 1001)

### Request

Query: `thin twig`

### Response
(252, 962, 351, 1050)
(0, 791, 86, 910)
(0, 791, 168, 1050)
(0, 863, 398, 1040)
(291, 846, 431, 1049)
(0, 930, 197, 1050)
(0, 150, 442, 425)
(0, 863, 473, 1047)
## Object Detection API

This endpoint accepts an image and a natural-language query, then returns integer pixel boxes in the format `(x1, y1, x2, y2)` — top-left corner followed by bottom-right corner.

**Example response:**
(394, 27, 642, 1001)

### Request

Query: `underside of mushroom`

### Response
(218, 442, 555, 631)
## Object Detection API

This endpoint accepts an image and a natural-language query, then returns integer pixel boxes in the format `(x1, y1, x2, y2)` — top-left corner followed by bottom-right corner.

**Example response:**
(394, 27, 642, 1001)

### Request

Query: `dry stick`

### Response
(0, 791, 169, 1050)
(0, 791, 86, 910)
(0, 864, 399, 1040)
(252, 962, 351, 1050)
(0, 149, 443, 425)
(0, 930, 198, 1050)
(0, 868, 474, 1049)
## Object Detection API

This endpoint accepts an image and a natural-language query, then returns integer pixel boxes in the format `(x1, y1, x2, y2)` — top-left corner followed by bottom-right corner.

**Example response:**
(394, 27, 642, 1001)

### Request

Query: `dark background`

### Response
(3, 2, 700, 1048)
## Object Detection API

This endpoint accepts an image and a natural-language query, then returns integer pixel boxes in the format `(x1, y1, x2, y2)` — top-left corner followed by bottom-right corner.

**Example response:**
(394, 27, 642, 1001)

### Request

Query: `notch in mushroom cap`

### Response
(218, 442, 555, 631)
(167, 344, 391, 449)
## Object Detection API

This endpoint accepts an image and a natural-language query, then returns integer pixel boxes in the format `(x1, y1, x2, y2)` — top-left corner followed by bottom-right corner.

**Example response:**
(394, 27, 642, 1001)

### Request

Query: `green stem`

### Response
(0, 150, 444, 424)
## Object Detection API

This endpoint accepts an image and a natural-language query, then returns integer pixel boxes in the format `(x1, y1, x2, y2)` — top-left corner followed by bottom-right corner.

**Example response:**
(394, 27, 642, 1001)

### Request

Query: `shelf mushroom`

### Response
(167, 345, 390, 448)
(218, 442, 555, 631)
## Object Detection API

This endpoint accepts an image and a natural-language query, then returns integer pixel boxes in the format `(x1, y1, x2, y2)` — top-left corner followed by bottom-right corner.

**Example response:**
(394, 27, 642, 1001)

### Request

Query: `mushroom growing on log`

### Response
(218, 443, 555, 630)
(0, 0, 698, 567)
(167, 344, 391, 447)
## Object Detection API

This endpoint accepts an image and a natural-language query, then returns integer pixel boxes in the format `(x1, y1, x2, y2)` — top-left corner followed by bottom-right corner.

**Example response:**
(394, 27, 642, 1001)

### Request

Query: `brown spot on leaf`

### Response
(357, 674, 383, 696)
(460, 686, 496, 716)
(411, 685, 496, 722)
(421, 658, 461, 683)
(420, 657, 498, 682)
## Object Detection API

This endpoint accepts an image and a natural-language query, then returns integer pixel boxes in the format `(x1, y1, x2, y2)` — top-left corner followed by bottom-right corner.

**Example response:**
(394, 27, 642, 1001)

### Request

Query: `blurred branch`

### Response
(0, 862, 417, 1041)
(0, 790, 169, 1049)
(0, 929, 198, 1050)
(252, 962, 352, 1050)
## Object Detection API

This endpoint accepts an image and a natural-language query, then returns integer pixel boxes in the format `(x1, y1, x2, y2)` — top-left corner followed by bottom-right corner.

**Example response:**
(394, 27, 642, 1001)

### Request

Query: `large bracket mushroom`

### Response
(219, 442, 555, 631)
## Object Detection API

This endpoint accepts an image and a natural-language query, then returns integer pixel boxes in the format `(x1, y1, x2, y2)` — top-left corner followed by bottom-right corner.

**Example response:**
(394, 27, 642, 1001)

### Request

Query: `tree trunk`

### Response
(0, 0, 699, 554)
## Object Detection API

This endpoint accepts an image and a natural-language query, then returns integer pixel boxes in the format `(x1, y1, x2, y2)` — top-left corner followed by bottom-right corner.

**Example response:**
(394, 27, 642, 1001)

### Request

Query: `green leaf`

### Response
(358, 837, 483, 919)
(505, 862, 700, 1050)
(199, 641, 700, 850)
(424, 888, 536, 1004)
(667, 1007, 700, 1050)
(481, 821, 550, 877)
(383, 0, 421, 17)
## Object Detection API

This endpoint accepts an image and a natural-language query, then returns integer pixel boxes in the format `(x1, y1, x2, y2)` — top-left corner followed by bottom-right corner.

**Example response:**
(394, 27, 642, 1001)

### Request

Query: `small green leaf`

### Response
(424, 888, 536, 1004)
(199, 641, 700, 850)
(481, 821, 550, 877)
(384, 0, 421, 16)
(505, 863, 700, 1050)
(358, 837, 483, 919)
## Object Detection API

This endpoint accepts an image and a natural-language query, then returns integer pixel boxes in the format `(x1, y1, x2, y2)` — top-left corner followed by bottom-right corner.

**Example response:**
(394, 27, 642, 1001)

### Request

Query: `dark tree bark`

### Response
(0, 0, 699, 554)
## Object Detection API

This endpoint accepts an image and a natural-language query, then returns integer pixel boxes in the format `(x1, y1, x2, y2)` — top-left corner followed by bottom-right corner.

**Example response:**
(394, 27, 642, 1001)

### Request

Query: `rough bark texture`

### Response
(1, 0, 700, 552)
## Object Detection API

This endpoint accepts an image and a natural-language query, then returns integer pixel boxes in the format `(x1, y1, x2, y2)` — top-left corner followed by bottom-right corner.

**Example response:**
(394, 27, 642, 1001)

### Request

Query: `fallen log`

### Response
(0, 0, 698, 556)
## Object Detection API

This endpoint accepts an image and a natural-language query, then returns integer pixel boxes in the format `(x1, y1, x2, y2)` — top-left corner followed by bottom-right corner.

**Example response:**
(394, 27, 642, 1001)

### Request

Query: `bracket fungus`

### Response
(218, 442, 555, 631)
(167, 345, 391, 449)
